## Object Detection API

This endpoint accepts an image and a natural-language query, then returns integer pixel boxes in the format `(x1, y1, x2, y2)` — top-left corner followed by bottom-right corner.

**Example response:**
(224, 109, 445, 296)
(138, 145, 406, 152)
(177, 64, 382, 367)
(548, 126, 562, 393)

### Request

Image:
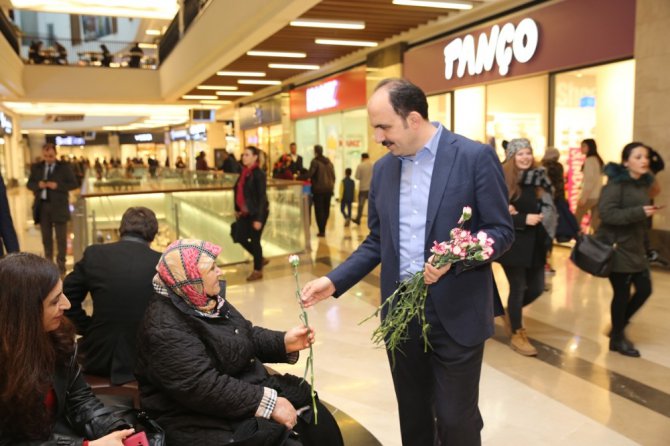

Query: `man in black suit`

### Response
(302, 79, 513, 445)
(64, 206, 162, 385)
(0, 172, 20, 256)
(27, 143, 78, 274)
(288, 142, 304, 177)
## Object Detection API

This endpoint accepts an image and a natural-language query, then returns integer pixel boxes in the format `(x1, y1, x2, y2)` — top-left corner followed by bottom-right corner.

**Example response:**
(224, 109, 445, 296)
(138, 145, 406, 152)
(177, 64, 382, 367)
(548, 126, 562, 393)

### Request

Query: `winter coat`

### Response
(497, 183, 549, 269)
(308, 156, 335, 195)
(234, 167, 269, 223)
(135, 291, 312, 445)
(0, 346, 129, 446)
(595, 163, 654, 273)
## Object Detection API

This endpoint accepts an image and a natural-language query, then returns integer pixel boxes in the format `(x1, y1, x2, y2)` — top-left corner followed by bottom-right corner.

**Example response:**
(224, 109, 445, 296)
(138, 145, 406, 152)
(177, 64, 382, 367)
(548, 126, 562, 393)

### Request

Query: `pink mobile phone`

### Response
(122, 432, 149, 446)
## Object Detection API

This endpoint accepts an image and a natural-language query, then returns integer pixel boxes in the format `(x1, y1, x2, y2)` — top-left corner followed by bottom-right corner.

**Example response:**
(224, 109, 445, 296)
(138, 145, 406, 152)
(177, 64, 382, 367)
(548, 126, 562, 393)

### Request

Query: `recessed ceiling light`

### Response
(315, 38, 378, 47)
(182, 95, 218, 100)
(138, 43, 158, 49)
(268, 63, 320, 70)
(9, 0, 178, 19)
(238, 79, 282, 85)
(197, 85, 238, 90)
(289, 18, 365, 30)
(247, 50, 306, 58)
(392, 0, 473, 10)
(217, 71, 266, 77)
(200, 100, 232, 105)
(216, 91, 254, 96)
(145, 29, 161, 36)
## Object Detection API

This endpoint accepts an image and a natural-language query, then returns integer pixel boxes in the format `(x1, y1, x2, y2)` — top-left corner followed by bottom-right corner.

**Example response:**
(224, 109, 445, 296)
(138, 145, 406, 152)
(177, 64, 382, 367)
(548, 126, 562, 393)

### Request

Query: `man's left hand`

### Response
(284, 325, 315, 353)
(46, 181, 58, 189)
(424, 255, 451, 285)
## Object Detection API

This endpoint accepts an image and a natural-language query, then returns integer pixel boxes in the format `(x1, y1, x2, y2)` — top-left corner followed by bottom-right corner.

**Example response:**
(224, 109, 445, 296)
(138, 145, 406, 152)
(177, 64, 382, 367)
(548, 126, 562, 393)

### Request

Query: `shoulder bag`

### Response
(570, 234, 616, 277)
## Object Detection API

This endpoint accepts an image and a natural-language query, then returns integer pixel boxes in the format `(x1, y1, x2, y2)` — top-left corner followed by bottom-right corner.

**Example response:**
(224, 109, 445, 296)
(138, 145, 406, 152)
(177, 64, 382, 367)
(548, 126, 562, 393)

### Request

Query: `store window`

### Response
(427, 93, 452, 130)
(454, 86, 485, 144)
(487, 75, 548, 159)
(553, 59, 634, 164)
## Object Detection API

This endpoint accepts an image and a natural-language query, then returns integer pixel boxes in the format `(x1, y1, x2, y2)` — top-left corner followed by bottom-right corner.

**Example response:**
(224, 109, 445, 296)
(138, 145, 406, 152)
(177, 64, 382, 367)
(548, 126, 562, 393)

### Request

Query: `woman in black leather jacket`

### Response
(0, 253, 134, 446)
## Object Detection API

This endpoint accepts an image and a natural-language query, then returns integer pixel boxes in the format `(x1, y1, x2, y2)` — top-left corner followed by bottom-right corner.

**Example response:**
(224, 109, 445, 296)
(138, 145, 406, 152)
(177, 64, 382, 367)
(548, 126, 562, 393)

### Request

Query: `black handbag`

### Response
(230, 220, 249, 244)
(570, 234, 616, 277)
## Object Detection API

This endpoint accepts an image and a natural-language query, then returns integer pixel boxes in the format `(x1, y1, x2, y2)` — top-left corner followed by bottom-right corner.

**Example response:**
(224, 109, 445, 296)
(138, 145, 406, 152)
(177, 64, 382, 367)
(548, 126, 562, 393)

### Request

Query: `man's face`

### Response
(42, 148, 57, 164)
(367, 89, 418, 157)
(290, 144, 297, 155)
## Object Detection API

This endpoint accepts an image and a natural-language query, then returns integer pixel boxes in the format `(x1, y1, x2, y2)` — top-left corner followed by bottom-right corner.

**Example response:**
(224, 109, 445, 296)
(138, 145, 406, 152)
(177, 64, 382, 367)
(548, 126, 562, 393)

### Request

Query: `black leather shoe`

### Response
(609, 337, 640, 357)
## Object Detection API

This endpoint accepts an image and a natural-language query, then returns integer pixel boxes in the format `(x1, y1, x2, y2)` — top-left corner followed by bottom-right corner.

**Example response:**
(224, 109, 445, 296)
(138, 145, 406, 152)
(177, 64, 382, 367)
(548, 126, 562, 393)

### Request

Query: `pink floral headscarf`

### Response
(155, 239, 222, 314)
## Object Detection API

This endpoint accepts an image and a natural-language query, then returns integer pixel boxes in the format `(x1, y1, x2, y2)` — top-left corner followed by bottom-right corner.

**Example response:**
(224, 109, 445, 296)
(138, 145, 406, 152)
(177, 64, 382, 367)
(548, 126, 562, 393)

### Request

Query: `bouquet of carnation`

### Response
(288, 254, 318, 423)
(361, 206, 495, 363)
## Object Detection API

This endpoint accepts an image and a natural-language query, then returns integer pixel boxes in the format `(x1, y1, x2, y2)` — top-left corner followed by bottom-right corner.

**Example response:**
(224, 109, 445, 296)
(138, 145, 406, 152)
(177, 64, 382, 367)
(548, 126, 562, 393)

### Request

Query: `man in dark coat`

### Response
(0, 172, 19, 256)
(27, 143, 78, 274)
(64, 206, 161, 385)
(302, 79, 513, 446)
(307, 144, 335, 237)
(288, 142, 304, 176)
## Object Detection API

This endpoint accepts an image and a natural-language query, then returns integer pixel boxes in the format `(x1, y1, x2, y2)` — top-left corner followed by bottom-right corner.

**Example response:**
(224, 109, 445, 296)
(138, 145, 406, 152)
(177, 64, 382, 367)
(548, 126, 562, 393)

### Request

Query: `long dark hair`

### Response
(581, 138, 604, 168)
(0, 253, 75, 439)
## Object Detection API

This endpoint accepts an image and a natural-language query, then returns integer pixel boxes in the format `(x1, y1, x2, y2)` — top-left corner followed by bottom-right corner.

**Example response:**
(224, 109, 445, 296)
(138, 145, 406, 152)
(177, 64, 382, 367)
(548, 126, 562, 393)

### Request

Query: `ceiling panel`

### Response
(186, 0, 489, 97)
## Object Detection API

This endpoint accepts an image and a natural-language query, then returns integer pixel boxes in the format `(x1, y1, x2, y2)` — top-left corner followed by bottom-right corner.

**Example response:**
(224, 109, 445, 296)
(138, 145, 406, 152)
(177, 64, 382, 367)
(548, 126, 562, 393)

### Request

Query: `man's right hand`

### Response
(301, 276, 335, 308)
(271, 396, 297, 430)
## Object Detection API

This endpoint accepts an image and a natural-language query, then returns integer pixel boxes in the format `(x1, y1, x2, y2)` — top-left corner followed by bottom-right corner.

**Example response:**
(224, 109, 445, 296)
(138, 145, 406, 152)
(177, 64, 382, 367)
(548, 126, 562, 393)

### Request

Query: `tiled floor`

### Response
(7, 187, 670, 445)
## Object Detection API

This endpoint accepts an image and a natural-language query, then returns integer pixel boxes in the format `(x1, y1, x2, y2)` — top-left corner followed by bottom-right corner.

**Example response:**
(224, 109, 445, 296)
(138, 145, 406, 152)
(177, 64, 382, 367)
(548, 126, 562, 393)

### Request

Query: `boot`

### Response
(344, 218, 350, 227)
(500, 310, 512, 337)
(609, 334, 640, 357)
(510, 328, 538, 356)
(246, 270, 263, 282)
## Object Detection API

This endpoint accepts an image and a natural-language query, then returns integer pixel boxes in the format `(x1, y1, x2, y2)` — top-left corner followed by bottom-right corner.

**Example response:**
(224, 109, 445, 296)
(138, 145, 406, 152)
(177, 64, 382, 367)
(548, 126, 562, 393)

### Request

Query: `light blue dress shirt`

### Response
(398, 123, 442, 280)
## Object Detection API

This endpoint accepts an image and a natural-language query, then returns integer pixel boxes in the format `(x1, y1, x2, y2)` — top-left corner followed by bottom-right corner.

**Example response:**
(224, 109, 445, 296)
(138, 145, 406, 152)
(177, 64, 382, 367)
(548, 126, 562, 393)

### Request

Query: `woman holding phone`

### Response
(596, 142, 660, 357)
(0, 253, 134, 445)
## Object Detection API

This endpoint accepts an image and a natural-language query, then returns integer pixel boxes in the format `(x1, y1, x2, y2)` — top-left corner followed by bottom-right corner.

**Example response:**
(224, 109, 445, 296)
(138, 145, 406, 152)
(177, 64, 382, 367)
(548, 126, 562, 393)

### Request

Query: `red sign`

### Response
(290, 67, 367, 120)
(404, 0, 635, 95)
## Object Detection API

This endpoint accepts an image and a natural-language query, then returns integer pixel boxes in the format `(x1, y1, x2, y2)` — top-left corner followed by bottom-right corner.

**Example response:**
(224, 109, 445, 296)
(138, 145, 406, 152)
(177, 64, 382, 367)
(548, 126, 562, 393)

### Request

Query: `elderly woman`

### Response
(0, 253, 134, 445)
(135, 239, 343, 446)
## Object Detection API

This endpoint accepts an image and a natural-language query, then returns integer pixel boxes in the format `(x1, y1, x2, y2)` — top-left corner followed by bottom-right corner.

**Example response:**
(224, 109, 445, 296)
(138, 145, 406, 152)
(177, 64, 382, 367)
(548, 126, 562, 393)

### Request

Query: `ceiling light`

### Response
(290, 18, 365, 30)
(216, 91, 254, 96)
(315, 38, 378, 47)
(247, 50, 306, 58)
(217, 71, 266, 77)
(200, 100, 232, 105)
(392, 0, 473, 10)
(182, 95, 218, 100)
(238, 79, 282, 85)
(197, 85, 238, 91)
(145, 29, 161, 36)
(10, 0, 178, 19)
(22, 129, 66, 134)
(268, 63, 320, 70)
(138, 43, 158, 49)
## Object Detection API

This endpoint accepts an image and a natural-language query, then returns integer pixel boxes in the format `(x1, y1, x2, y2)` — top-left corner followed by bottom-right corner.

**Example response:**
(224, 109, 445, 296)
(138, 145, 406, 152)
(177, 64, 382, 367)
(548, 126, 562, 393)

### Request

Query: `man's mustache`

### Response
(381, 140, 394, 147)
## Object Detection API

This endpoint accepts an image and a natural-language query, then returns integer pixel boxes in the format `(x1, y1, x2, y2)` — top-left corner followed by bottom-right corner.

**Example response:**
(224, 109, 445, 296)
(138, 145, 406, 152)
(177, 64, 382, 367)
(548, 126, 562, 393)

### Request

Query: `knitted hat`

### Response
(505, 138, 532, 161)
(156, 239, 221, 310)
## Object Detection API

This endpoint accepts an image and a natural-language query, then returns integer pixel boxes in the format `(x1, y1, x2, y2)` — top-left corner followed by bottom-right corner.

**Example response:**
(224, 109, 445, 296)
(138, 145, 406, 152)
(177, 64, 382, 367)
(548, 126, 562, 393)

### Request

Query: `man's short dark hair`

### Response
(42, 143, 57, 153)
(314, 144, 324, 157)
(119, 207, 158, 242)
(375, 78, 429, 120)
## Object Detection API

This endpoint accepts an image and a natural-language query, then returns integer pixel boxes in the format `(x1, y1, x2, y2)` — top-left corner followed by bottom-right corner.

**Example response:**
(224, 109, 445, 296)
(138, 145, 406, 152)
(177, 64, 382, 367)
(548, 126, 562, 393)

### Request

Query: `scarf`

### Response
(154, 239, 224, 317)
(235, 163, 258, 215)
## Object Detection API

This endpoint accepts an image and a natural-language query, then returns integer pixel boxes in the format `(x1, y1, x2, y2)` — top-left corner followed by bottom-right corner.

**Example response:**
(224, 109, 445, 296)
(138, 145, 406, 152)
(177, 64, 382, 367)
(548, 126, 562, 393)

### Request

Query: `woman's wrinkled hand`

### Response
(89, 428, 135, 446)
(285, 325, 315, 353)
(271, 397, 297, 430)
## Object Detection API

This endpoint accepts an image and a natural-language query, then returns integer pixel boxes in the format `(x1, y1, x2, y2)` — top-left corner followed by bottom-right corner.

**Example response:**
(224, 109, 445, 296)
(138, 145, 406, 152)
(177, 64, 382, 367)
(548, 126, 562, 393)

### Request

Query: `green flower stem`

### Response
(292, 268, 318, 424)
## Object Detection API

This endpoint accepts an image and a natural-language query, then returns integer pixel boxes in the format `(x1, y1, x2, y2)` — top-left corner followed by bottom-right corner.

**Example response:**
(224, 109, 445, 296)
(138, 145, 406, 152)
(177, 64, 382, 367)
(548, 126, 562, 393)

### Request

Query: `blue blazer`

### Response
(328, 128, 514, 347)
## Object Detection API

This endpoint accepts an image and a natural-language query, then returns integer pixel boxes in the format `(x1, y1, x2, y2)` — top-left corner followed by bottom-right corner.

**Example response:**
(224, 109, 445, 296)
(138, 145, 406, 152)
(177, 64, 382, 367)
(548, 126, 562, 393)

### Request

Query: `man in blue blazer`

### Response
(302, 79, 514, 445)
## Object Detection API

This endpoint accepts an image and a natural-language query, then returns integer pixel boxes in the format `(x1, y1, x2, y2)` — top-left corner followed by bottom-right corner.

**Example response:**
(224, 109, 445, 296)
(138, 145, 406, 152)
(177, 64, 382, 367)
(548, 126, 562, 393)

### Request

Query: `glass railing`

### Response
(20, 36, 158, 69)
(72, 174, 308, 265)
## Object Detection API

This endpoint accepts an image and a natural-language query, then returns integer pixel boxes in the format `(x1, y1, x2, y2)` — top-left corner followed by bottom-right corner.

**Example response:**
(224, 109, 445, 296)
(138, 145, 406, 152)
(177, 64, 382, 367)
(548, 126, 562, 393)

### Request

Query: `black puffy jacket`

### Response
(0, 345, 129, 446)
(135, 292, 311, 445)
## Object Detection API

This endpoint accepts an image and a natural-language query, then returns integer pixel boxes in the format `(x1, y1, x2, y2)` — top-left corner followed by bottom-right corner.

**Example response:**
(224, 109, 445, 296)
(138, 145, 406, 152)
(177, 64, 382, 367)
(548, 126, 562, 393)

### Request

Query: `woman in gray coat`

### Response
(596, 142, 660, 357)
